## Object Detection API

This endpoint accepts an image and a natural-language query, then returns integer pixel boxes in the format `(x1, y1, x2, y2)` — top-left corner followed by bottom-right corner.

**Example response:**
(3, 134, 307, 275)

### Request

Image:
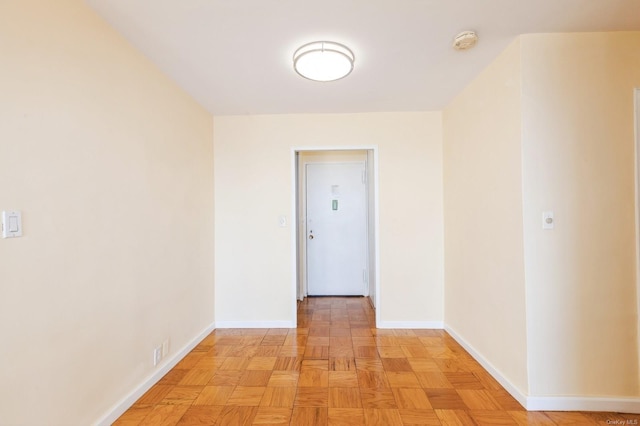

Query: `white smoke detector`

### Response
(453, 31, 478, 51)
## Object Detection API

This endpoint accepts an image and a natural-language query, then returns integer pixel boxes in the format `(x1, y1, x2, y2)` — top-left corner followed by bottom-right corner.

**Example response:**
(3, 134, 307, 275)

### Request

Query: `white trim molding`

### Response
(215, 321, 295, 329)
(446, 325, 640, 414)
(378, 321, 444, 329)
(527, 396, 640, 414)
(94, 322, 216, 426)
(445, 325, 529, 408)
(634, 87, 640, 384)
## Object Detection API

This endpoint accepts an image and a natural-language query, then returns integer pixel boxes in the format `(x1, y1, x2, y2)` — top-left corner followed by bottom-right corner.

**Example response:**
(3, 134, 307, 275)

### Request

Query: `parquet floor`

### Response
(115, 297, 638, 425)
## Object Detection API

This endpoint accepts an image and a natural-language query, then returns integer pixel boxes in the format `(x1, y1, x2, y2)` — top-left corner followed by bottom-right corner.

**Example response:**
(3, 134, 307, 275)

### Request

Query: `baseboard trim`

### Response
(94, 321, 216, 426)
(527, 396, 640, 414)
(445, 325, 640, 414)
(377, 321, 444, 329)
(445, 325, 529, 408)
(215, 320, 296, 328)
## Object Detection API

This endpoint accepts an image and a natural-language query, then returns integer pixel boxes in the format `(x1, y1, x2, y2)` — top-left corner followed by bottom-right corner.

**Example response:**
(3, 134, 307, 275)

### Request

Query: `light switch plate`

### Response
(2, 210, 22, 238)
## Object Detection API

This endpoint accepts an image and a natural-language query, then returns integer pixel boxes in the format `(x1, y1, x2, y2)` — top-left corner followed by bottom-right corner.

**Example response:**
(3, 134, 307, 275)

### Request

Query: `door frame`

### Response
(290, 146, 380, 326)
(634, 88, 640, 377)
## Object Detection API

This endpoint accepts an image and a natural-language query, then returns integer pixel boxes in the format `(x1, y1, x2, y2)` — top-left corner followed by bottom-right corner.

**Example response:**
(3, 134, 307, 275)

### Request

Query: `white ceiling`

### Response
(86, 0, 640, 116)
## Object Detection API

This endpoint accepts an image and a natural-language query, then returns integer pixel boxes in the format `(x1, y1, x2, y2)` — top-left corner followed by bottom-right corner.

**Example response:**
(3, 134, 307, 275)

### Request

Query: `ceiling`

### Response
(86, 0, 640, 116)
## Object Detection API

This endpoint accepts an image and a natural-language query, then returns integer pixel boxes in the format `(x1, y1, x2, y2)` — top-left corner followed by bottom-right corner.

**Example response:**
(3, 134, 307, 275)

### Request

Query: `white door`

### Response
(306, 162, 367, 295)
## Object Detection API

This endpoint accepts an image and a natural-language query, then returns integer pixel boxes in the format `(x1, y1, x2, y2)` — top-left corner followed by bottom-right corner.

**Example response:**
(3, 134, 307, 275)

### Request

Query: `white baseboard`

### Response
(215, 320, 296, 328)
(377, 321, 444, 329)
(527, 396, 640, 414)
(445, 325, 640, 414)
(445, 325, 529, 408)
(94, 321, 216, 426)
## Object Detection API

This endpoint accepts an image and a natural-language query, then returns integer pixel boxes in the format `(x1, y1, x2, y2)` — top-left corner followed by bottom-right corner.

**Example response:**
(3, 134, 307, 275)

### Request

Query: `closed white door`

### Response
(306, 162, 367, 295)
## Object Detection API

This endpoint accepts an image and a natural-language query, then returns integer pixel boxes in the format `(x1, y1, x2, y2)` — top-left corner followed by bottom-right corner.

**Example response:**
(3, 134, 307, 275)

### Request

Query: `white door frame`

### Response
(290, 146, 380, 326)
(634, 88, 640, 378)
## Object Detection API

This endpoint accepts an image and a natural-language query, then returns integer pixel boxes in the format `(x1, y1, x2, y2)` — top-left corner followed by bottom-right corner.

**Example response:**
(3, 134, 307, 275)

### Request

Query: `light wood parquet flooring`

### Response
(115, 297, 638, 425)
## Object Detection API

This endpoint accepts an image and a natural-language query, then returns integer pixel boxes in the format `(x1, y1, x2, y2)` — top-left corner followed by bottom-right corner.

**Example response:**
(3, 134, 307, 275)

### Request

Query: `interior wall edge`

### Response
(635, 86, 640, 386)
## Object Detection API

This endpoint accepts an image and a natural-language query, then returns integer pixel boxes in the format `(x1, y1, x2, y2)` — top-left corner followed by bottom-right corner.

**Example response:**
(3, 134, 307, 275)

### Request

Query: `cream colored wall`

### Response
(444, 32, 640, 403)
(299, 151, 367, 162)
(213, 112, 443, 325)
(521, 32, 640, 397)
(0, 1, 215, 424)
(443, 39, 529, 393)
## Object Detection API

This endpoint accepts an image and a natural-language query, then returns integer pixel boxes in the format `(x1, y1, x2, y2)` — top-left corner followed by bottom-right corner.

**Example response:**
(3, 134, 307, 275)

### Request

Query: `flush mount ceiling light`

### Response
(453, 30, 478, 51)
(293, 41, 355, 82)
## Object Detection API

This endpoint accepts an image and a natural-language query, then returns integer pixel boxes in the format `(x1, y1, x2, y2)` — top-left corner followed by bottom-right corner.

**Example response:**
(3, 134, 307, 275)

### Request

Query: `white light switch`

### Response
(542, 211, 554, 230)
(2, 210, 23, 238)
(9, 216, 18, 232)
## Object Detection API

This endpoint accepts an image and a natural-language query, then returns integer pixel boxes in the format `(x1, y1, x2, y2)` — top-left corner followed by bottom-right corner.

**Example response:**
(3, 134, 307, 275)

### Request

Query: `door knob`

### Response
(308, 234, 314, 240)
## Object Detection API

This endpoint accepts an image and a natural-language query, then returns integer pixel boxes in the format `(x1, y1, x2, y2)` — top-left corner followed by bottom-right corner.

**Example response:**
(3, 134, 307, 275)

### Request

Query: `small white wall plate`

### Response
(2, 210, 23, 238)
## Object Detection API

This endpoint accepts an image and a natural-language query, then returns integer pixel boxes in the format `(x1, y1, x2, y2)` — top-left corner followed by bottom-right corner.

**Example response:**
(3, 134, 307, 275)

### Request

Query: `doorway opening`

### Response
(291, 147, 380, 327)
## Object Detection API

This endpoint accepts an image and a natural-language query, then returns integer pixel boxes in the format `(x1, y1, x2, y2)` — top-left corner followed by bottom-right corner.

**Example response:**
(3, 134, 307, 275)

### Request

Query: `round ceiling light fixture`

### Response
(293, 41, 355, 82)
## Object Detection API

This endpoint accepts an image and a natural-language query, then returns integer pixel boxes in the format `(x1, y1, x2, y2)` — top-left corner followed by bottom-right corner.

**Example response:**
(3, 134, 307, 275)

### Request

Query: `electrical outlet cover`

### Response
(153, 347, 162, 366)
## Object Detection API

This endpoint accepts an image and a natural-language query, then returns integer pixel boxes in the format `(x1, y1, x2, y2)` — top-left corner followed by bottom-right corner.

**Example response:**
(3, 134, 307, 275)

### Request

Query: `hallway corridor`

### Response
(114, 297, 636, 425)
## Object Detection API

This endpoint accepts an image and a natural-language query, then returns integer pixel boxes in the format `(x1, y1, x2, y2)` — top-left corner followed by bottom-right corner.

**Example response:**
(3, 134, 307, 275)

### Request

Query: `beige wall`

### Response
(444, 32, 640, 403)
(0, 1, 215, 424)
(521, 32, 639, 397)
(443, 39, 530, 394)
(213, 112, 444, 326)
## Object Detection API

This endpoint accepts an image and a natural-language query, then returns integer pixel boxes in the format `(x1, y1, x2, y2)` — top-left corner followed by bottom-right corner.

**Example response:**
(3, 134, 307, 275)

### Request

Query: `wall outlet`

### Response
(153, 346, 162, 366)
(162, 339, 170, 357)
